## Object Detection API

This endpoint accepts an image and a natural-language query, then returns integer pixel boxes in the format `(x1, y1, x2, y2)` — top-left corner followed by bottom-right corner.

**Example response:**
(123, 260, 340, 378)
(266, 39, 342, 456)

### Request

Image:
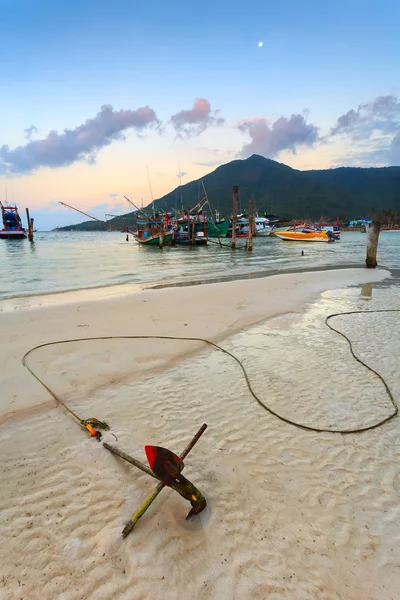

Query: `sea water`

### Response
(1, 230, 400, 300)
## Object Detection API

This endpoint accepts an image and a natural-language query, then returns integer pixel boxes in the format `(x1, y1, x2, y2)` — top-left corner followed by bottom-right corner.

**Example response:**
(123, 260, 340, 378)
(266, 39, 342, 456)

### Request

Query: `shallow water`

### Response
(1, 230, 400, 299)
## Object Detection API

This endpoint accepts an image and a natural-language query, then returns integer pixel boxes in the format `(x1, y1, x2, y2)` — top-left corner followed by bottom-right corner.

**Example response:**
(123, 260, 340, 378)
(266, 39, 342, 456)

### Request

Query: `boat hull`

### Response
(207, 221, 229, 238)
(274, 231, 330, 242)
(134, 232, 173, 246)
(0, 230, 27, 239)
(256, 227, 273, 236)
(173, 235, 208, 245)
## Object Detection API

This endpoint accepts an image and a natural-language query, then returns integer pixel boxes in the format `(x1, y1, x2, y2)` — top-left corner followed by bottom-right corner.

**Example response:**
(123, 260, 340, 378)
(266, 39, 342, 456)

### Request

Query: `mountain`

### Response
(56, 155, 400, 230)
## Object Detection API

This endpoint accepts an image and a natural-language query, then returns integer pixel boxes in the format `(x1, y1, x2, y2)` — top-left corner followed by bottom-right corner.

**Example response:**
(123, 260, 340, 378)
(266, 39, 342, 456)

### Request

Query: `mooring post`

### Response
(159, 224, 164, 249)
(231, 186, 238, 249)
(365, 221, 380, 268)
(191, 220, 196, 246)
(26, 208, 34, 241)
(248, 197, 254, 252)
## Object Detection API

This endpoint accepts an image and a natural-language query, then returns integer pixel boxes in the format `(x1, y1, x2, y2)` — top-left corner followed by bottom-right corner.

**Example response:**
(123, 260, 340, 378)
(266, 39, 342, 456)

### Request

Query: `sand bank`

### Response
(1, 267, 399, 600)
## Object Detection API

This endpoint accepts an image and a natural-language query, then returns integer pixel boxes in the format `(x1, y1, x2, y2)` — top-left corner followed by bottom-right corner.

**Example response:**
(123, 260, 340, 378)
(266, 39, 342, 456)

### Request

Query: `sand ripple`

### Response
(1, 283, 399, 599)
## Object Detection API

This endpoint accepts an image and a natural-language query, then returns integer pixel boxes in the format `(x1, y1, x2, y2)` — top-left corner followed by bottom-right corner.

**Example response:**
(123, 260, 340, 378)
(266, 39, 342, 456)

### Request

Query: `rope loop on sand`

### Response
(22, 310, 399, 435)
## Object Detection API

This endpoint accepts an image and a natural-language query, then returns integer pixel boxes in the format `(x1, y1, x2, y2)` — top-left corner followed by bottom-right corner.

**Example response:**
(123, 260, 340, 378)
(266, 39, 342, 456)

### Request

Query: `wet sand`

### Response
(1, 268, 399, 600)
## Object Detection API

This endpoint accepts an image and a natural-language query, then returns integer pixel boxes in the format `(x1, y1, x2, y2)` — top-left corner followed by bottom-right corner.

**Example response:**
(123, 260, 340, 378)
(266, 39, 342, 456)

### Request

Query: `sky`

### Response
(1, 0, 400, 229)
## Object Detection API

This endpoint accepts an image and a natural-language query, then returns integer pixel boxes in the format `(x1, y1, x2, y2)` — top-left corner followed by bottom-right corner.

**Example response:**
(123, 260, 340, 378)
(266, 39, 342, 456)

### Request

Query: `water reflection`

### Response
(360, 282, 373, 299)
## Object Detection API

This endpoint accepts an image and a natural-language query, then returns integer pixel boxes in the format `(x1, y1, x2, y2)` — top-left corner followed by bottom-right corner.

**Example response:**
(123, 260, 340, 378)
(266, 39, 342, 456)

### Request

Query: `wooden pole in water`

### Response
(159, 224, 164, 249)
(26, 208, 34, 241)
(231, 186, 238, 249)
(191, 219, 196, 246)
(248, 197, 254, 252)
(365, 221, 380, 268)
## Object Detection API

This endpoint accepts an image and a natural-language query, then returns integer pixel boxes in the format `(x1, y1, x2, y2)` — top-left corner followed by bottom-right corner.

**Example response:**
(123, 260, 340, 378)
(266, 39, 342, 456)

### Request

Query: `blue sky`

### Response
(1, 0, 399, 229)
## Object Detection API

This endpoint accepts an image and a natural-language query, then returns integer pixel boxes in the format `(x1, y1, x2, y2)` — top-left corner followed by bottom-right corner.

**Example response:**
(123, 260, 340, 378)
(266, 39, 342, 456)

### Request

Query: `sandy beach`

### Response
(1, 267, 399, 600)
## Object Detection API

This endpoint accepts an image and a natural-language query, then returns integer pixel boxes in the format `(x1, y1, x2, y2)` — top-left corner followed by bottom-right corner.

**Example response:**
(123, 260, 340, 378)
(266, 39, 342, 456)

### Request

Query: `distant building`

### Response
(348, 218, 372, 228)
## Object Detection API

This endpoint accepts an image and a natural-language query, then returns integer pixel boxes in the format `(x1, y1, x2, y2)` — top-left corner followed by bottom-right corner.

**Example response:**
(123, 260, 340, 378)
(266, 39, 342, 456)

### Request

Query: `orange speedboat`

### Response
(274, 230, 333, 242)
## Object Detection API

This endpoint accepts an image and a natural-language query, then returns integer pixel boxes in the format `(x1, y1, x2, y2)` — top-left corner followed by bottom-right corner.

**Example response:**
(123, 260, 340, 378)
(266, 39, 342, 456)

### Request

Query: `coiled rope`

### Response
(22, 309, 399, 435)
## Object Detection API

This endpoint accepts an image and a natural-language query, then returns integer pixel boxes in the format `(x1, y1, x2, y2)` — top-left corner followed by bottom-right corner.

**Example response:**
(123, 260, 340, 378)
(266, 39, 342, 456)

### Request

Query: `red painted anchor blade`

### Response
(145, 445, 184, 482)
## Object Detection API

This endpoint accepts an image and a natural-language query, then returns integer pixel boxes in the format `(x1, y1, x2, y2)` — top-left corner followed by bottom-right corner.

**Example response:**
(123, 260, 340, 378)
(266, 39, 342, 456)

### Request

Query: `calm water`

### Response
(1, 231, 400, 300)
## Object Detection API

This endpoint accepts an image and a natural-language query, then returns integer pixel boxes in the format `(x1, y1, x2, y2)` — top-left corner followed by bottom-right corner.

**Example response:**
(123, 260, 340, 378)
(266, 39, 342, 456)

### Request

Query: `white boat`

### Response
(236, 217, 272, 236)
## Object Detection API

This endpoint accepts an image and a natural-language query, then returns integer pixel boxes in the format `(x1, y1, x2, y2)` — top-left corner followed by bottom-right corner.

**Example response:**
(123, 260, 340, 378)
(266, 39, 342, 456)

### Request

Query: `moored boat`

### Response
(228, 215, 272, 237)
(0, 203, 27, 239)
(207, 218, 229, 238)
(274, 230, 335, 242)
(135, 219, 173, 246)
(318, 218, 341, 237)
(172, 213, 208, 245)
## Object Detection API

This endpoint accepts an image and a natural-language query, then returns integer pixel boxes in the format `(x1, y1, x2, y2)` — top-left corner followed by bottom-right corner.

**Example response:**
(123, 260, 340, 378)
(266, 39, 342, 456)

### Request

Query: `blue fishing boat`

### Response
(0, 203, 27, 239)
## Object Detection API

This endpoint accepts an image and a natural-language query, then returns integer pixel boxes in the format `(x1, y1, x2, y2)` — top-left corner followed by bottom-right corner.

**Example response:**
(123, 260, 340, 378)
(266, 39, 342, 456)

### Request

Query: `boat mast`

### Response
(146, 166, 155, 218)
(124, 196, 151, 220)
(178, 161, 184, 211)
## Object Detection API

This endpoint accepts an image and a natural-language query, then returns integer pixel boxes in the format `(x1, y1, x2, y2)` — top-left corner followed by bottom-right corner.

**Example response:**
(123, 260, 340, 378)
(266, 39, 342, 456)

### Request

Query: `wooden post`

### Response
(248, 198, 253, 252)
(231, 186, 238, 249)
(26, 208, 34, 241)
(159, 224, 163, 249)
(191, 220, 196, 246)
(365, 221, 380, 268)
(249, 198, 257, 237)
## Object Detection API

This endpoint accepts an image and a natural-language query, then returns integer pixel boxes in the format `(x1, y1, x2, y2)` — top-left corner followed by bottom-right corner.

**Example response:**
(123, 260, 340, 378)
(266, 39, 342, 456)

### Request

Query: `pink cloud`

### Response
(170, 98, 225, 138)
(238, 114, 319, 158)
(0, 104, 159, 174)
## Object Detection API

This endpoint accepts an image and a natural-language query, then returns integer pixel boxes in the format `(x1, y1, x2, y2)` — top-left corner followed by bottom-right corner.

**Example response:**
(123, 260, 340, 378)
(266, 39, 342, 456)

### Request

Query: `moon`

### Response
(258, 42, 263, 47)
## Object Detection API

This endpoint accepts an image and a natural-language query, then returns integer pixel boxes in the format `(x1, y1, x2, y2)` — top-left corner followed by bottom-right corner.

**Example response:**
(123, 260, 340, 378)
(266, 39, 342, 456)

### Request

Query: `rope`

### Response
(22, 310, 399, 435)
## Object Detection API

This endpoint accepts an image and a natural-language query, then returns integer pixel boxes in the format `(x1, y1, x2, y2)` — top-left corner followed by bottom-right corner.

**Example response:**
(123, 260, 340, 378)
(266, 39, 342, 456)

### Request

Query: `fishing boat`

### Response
(254, 217, 272, 236)
(172, 213, 208, 245)
(135, 219, 173, 246)
(207, 216, 229, 238)
(274, 229, 337, 242)
(318, 218, 341, 236)
(0, 203, 27, 239)
(228, 216, 272, 237)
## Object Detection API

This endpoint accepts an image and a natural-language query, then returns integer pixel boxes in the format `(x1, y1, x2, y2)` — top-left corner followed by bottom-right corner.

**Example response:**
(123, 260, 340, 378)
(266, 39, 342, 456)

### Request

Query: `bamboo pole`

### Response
(365, 221, 381, 268)
(201, 180, 221, 247)
(124, 195, 151, 219)
(26, 208, 34, 241)
(207, 238, 238, 249)
(231, 186, 238, 249)
(103, 443, 156, 478)
(59, 202, 136, 236)
(121, 423, 207, 538)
